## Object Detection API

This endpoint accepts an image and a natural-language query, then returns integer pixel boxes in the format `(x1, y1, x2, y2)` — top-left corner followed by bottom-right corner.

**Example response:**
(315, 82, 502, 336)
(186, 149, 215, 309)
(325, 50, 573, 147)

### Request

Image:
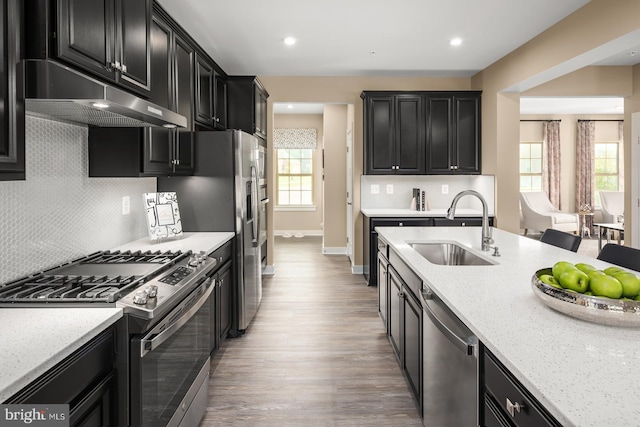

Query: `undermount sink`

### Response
(410, 242, 495, 266)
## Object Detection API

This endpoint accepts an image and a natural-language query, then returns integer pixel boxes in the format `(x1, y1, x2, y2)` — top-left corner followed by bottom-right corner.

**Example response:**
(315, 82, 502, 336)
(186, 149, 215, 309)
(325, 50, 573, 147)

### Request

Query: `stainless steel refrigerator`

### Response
(158, 130, 262, 334)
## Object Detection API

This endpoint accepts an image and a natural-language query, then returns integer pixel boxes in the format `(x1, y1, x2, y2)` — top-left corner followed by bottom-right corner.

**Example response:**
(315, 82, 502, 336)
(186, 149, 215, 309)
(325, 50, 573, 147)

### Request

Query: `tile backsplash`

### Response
(0, 116, 156, 283)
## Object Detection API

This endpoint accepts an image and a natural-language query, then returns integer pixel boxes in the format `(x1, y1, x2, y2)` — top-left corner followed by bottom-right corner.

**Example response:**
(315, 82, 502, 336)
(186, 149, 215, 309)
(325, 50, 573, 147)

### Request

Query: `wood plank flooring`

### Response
(199, 236, 422, 426)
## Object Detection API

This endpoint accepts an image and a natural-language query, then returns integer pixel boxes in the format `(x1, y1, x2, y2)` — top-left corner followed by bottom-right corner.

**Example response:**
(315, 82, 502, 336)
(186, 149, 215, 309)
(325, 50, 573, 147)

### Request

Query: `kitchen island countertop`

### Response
(0, 308, 122, 402)
(376, 226, 640, 427)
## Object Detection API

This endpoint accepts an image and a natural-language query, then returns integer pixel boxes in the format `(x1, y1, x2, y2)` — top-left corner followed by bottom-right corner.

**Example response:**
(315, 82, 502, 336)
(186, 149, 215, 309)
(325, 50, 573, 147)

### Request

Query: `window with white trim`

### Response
(519, 143, 543, 192)
(594, 142, 619, 206)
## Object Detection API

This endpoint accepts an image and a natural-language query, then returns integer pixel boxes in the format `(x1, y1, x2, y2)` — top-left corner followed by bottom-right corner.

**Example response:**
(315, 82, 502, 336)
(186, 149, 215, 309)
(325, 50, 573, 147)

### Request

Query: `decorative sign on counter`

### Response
(144, 192, 183, 240)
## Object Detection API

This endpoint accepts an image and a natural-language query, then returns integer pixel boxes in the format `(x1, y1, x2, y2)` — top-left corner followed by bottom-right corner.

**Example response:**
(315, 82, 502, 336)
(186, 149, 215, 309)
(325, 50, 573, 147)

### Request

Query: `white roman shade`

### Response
(274, 128, 317, 149)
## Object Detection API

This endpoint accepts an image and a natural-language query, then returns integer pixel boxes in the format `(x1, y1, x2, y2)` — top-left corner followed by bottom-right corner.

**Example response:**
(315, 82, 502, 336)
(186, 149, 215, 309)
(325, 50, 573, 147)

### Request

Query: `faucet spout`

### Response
(447, 190, 493, 251)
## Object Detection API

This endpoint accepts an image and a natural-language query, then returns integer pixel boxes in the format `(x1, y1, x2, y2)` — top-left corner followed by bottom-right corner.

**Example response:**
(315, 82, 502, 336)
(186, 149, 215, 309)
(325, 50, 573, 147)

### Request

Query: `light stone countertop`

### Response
(361, 208, 486, 217)
(376, 226, 640, 427)
(0, 308, 122, 402)
(113, 231, 234, 255)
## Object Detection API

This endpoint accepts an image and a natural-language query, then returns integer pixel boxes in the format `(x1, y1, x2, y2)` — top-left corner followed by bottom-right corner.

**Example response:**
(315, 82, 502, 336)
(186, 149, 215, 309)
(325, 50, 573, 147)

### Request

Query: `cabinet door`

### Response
(454, 95, 481, 174)
(57, 0, 115, 82)
(213, 71, 227, 130)
(173, 131, 194, 174)
(403, 290, 422, 403)
(388, 268, 402, 359)
(116, 0, 151, 94)
(172, 35, 195, 175)
(377, 253, 388, 329)
(425, 95, 453, 174)
(143, 128, 173, 174)
(395, 95, 424, 174)
(218, 262, 232, 343)
(194, 53, 213, 127)
(365, 96, 395, 174)
(0, 0, 25, 179)
(148, 14, 171, 109)
(254, 83, 267, 138)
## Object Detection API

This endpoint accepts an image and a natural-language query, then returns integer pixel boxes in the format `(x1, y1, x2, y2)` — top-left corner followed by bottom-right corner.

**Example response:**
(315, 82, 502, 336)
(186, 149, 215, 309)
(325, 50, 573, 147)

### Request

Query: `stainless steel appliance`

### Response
(0, 249, 218, 427)
(158, 130, 262, 334)
(421, 286, 478, 426)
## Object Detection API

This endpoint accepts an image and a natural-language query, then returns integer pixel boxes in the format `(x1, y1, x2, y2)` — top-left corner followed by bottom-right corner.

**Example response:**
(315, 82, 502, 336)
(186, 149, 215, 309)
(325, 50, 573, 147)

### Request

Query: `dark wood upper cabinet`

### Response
(228, 76, 269, 139)
(55, 0, 151, 96)
(194, 53, 213, 128)
(0, 0, 25, 180)
(213, 70, 227, 130)
(426, 92, 481, 174)
(362, 91, 481, 175)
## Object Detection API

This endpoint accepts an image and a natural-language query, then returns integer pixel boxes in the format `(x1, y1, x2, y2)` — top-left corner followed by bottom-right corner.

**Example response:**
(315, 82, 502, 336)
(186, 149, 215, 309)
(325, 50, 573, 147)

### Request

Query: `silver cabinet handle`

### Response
(506, 398, 524, 417)
(121, 63, 127, 73)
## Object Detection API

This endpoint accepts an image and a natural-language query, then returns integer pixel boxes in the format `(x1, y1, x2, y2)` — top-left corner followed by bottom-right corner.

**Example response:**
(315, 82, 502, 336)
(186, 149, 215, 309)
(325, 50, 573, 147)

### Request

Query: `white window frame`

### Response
(276, 148, 314, 208)
(519, 142, 543, 192)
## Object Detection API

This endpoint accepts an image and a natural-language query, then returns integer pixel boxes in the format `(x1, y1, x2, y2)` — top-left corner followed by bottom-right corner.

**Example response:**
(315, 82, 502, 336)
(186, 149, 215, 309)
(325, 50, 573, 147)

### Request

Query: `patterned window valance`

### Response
(274, 128, 317, 149)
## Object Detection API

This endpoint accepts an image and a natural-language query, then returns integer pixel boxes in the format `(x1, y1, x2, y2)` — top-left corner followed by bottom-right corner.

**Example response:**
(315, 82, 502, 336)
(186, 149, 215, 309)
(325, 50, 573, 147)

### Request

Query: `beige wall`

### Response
(272, 114, 324, 234)
(259, 76, 472, 266)
(322, 104, 348, 250)
(472, 0, 640, 235)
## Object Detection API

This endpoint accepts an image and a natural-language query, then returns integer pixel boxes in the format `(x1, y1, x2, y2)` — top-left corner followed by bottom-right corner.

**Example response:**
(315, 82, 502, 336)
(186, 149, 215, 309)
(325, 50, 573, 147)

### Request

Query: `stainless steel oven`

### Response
(129, 269, 214, 427)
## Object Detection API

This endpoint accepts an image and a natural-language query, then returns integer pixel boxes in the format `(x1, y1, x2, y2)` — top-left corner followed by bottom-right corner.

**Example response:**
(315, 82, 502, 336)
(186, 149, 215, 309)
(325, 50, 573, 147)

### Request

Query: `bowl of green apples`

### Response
(532, 262, 640, 326)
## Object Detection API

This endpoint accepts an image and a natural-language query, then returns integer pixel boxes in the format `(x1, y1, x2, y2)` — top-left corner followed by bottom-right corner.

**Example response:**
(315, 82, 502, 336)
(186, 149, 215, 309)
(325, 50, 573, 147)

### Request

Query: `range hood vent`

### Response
(24, 60, 187, 128)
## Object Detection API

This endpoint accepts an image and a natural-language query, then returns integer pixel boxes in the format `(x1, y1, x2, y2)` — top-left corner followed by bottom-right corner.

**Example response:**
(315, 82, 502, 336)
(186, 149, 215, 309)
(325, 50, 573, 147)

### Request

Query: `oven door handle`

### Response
(140, 277, 214, 357)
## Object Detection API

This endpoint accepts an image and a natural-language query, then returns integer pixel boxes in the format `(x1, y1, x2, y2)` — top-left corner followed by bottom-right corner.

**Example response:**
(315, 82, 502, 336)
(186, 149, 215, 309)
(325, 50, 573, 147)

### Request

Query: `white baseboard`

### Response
(351, 265, 364, 275)
(274, 230, 323, 237)
(322, 247, 347, 255)
(262, 265, 276, 276)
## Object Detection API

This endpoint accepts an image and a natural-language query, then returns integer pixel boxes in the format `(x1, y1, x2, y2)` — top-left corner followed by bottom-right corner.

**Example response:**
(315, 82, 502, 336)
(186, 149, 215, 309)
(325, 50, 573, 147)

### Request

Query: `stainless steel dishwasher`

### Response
(421, 286, 479, 426)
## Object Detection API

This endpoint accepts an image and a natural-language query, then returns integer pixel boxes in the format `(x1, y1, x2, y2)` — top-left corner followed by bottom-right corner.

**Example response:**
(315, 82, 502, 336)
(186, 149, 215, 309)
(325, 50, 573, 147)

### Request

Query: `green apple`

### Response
(575, 263, 597, 274)
(604, 266, 625, 276)
(584, 291, 594, 296)
(611, 272, 640, 298)
(558, 269, 590, 293)
(590, 274, 623, 299)
(539, 274, 562, 289)
(552, 261, 577, 282)
(588, 270, 606, 280)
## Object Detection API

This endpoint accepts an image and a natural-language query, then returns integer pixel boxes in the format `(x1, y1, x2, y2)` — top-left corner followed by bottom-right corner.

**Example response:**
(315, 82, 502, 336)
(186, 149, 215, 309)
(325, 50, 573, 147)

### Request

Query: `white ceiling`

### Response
(520, 97, 624, 115)
(273, 103, 326, 115)
(157, 0, 593, 77)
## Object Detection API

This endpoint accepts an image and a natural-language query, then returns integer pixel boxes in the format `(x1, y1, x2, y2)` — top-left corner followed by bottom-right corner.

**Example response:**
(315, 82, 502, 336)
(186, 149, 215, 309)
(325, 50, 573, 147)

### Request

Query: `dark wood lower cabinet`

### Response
(7, 323, 121, 427)
(209, 241, 233, 354)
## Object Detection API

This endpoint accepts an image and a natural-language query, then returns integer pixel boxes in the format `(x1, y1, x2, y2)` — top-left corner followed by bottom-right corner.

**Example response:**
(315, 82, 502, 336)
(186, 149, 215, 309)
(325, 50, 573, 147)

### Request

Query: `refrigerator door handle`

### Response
(251, 166, 259, 244)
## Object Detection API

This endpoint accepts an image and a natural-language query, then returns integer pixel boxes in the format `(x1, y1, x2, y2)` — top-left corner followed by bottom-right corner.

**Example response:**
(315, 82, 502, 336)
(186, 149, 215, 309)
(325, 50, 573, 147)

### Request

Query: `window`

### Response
(519, 143, 543, 192)
(277, 149, 313, 206)
(594, 142, 619, 206)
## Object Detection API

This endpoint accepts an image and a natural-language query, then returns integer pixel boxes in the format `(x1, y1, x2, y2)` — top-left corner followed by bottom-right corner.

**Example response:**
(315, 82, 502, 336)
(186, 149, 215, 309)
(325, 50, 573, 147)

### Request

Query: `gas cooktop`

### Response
(0, 250, 188, 304)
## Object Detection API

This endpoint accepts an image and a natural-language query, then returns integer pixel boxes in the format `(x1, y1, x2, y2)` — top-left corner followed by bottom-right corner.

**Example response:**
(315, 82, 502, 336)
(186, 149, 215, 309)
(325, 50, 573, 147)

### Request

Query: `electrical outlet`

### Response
(441, 185, 449, 195)
(386, 184, 394, 194)
(122, 196, 130, 215)
(371, 184, 379, 194)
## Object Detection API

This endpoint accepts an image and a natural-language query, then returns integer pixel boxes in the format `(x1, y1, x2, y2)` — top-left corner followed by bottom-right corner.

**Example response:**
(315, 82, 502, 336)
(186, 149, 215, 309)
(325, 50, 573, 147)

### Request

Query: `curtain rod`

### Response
(520, 119, 561, 122)
(577, 119, 623, 122)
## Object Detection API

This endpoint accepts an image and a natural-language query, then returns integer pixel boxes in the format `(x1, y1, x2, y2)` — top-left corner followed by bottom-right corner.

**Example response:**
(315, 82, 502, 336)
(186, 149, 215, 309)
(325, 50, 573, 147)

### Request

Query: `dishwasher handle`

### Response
(422, 290, 477, 356)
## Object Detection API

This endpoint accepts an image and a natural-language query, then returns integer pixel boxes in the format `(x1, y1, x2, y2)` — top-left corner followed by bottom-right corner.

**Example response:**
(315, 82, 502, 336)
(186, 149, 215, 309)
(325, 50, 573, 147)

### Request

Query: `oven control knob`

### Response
(133, 290, 149, 305)
(188, 256, 199, 267)
(199, 251, 208, 261)
(146, 285, 158, 298)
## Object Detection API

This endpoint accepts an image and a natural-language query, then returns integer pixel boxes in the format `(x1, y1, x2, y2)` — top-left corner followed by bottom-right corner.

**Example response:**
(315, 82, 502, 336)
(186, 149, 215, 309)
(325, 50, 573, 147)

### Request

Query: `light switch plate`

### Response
(386, 184, 394, 194)
(122, 196, 130, 215)
(371, 184, 379, 194)
(441, 185, 449, 194)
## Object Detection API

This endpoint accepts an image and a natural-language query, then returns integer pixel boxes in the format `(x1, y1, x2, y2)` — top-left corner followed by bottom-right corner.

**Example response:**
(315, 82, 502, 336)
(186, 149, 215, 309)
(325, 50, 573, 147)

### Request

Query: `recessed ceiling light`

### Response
(450, 38, 462, 46)
(92, 102, 109, 109)
(370, 51, 377, 55)
(287, 105, 293, 109)
(283, 36, 297, 46)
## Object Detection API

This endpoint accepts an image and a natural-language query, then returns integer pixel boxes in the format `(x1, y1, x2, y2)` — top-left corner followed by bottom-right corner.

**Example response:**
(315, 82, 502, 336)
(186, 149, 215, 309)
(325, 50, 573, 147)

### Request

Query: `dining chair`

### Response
(597, 243, 640, 272)
(539, 228, 582, 252)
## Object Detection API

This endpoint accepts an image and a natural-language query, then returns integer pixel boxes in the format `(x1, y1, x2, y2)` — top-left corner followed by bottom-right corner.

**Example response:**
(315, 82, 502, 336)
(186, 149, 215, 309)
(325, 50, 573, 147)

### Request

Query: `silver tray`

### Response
(531, 268, 640, 327)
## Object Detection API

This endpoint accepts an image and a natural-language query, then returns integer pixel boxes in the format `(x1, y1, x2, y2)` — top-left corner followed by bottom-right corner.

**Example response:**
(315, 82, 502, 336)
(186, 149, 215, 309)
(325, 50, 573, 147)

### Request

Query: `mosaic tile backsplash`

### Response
(0, 116, 156, 284)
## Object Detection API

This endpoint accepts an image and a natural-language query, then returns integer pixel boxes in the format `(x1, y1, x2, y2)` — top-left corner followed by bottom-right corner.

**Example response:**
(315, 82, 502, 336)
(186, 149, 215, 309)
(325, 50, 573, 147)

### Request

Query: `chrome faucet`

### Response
(447, 190, 493, 251)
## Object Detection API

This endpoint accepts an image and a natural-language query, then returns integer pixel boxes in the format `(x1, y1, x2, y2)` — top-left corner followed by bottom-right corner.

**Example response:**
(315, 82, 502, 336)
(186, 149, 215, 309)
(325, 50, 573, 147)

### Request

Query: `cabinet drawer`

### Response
(389, 249, 421, 299)
(433, 217, 494, 227)
(371, 218, 433, 229)
(211, 240, 233, 264)
(484, 351, 560, 427)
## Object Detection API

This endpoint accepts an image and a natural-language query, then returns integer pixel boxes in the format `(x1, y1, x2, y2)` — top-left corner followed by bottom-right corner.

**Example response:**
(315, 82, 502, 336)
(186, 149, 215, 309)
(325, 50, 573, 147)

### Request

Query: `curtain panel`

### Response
(274, 128, 317, 149)
(576, 120, 595, 231)
(542, 121, 562, 209)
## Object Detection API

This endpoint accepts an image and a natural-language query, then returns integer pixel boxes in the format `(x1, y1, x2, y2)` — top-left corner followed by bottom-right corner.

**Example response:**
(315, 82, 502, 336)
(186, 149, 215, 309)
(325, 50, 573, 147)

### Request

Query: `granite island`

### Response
(376, 226, 640, 427)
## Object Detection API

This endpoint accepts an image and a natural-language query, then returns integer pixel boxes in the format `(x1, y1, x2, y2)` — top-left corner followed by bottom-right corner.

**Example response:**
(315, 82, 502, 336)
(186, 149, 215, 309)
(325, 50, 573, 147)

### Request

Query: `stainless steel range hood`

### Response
(24, 60, 187, 128)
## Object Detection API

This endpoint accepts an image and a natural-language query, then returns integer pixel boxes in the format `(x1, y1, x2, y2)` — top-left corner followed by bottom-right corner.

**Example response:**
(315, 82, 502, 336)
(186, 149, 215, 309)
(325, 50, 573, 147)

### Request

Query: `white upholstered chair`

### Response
(599, 191, 624, 224)
(519, 192, 579, 235)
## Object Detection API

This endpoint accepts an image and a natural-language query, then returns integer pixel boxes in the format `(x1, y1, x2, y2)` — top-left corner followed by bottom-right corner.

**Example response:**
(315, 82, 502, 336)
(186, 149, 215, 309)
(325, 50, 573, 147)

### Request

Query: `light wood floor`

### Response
(199, 236, 423, 426)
